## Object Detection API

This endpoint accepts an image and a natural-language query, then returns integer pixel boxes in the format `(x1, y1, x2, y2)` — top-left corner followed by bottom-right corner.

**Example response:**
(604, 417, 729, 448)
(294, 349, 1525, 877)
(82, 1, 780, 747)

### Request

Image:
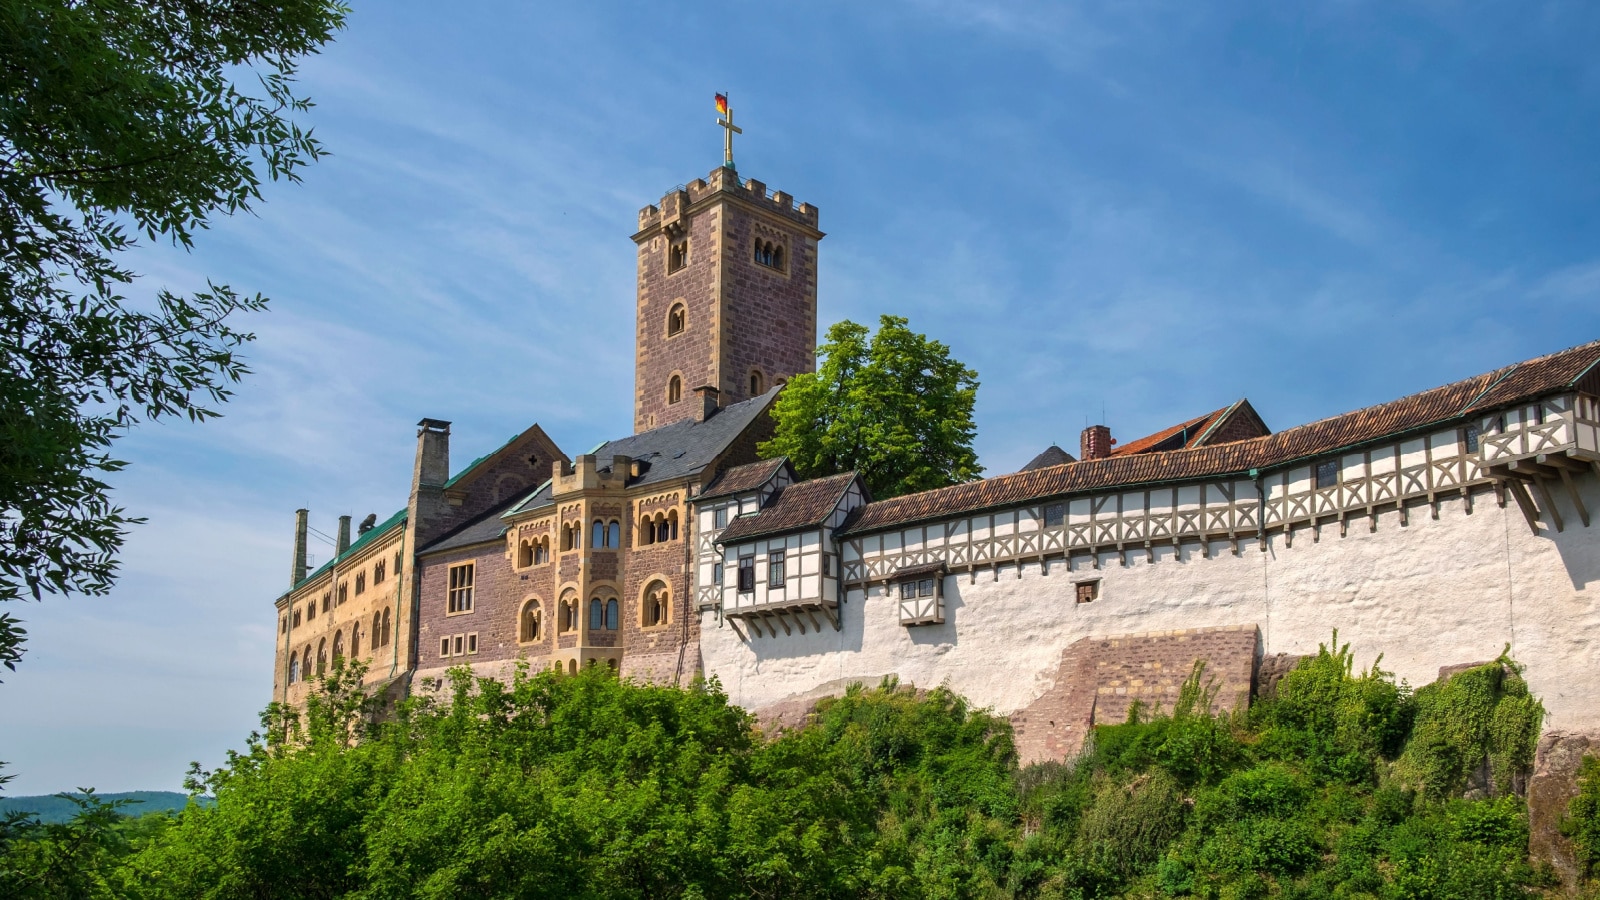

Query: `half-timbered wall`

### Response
(698, 397, 1600, 737)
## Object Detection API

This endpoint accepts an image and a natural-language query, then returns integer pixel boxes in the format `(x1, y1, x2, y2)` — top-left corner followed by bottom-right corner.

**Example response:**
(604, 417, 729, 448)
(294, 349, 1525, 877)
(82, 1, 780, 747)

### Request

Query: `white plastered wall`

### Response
(699, 476, 1600, 730)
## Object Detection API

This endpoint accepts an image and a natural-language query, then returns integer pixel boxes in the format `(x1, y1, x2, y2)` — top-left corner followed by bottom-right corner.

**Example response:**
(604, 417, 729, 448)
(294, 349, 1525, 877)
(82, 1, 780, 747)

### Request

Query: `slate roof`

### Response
(716, 472, 860, 544)
(840, 338, 1600, 537)
(1020, 445, 1075, 472)
(499, 388, 780, 518)
(417, 489, 535, 556)
(699, 457, 790, 500)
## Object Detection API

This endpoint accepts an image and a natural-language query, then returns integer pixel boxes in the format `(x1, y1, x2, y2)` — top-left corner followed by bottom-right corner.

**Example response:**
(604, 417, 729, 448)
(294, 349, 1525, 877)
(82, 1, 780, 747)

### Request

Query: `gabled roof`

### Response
(1111, 399, 1270, 457)
(717, 472, 860, 544)
(1020, 445, 1075, 472)
(586, 388, 779, 487)
(700, 456, 792, 500)
(418, 490, 532, 556)
(840, 338, 1600, 537)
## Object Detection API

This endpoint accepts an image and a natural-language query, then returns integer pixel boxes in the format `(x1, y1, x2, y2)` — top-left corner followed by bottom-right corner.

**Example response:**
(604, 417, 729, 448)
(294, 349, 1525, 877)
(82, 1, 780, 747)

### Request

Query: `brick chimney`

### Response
(694, 385, 720, 422)
(290, 508, 309, 587)
(336, 515, 352, 555)
(1080, 424, 1113, 461)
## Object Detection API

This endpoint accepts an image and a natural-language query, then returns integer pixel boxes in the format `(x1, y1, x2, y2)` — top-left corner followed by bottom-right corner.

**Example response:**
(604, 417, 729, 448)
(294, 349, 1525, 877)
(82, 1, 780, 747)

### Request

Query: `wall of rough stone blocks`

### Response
(1010, 626, 1259, 765)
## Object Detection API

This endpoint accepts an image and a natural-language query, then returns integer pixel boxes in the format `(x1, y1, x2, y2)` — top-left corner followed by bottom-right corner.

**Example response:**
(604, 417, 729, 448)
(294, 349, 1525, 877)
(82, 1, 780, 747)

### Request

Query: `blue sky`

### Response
(3, 1, 1600, 794)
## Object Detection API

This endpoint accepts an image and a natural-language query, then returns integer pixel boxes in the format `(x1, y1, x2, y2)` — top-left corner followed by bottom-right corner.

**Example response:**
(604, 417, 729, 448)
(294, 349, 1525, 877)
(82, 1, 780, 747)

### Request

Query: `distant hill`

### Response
(0, 791, 206, 823)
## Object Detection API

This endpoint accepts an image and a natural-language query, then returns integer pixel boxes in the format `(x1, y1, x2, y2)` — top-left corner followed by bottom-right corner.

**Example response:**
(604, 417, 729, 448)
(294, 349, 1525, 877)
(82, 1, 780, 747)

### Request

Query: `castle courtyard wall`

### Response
(699, 477, 1600, 736)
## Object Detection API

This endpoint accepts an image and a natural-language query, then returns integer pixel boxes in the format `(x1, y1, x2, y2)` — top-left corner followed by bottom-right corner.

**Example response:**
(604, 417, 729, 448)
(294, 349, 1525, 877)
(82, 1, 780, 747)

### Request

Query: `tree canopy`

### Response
(0, 0, 348, 674)
(0, 644, 1574, 899)
(760, 315, 981, 500)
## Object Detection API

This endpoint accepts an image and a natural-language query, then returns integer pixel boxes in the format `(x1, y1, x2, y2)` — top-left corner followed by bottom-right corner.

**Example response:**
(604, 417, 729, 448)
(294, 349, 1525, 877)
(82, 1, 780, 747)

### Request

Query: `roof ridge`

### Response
(1191, 399, 1245, 446)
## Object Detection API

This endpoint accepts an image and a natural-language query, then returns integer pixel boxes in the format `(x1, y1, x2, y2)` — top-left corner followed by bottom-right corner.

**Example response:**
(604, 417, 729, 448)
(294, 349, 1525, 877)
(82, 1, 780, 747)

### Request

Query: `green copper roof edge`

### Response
(294, 507, 407, 589)
(502, 478, 555, 519)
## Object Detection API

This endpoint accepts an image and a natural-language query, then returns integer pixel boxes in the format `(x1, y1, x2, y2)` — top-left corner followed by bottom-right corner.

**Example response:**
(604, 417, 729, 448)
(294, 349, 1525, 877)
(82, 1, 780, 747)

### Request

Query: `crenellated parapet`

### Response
(635, 166, 820, 239)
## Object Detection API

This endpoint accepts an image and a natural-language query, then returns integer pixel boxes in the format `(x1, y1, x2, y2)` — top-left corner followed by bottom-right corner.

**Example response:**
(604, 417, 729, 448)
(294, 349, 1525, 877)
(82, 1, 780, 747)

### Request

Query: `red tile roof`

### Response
(700, 457, 790, 500)
(716, 472, 859, 543)
(841, 339, 1600, 536)
(1111, 407, 1230, 456)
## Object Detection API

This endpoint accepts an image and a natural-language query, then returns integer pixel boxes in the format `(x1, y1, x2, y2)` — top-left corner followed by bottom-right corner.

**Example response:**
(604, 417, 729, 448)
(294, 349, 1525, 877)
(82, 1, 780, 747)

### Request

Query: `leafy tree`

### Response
(0, 0, 348, 673)
(761, 315, 981, 500)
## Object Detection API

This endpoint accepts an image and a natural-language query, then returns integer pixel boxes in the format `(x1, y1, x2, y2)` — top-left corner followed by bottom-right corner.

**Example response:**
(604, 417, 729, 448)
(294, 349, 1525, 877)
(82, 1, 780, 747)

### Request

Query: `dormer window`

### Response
(667, 303, 686, 336)
(668, 240, 689, 273)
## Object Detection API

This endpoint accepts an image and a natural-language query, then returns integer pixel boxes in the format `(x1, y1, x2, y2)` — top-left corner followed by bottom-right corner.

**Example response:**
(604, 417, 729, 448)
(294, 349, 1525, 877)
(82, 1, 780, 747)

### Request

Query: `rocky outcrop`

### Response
(1528, 730, 1600, 894)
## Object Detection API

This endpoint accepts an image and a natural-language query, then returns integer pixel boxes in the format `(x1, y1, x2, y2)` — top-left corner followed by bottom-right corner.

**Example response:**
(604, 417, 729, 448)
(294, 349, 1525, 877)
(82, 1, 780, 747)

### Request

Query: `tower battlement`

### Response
(636, 167, 820, 236)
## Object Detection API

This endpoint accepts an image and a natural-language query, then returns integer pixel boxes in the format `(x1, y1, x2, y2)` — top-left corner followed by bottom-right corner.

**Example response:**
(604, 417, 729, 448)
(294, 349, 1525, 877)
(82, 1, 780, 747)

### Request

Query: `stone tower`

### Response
(631, 166, 823, 433)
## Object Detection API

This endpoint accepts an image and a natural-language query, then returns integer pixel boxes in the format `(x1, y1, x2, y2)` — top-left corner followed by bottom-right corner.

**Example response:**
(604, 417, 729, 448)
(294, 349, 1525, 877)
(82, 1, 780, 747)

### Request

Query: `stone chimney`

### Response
(409, 418, 454, 548)
(1080, 424, 1113, 461)
(336, 515, 352, 555)
(694, 385, 720, 422)
(291, 508, 309, 587)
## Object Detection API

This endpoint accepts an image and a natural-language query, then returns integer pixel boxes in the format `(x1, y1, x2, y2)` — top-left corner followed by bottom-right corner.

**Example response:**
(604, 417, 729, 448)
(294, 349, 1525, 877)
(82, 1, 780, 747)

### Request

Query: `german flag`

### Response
(715, 93, 729, 115)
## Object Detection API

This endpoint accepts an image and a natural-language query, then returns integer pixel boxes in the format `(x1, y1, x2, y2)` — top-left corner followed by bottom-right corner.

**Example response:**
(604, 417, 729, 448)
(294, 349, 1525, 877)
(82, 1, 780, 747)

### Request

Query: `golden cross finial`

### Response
(716, 93, 741, 169)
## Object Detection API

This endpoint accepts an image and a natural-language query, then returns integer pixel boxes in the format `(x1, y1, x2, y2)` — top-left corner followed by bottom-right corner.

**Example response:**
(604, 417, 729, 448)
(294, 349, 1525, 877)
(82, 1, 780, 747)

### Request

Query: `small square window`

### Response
(440, 637, 451, 657)
(1314, 460, 1338, 490)
(899, 581, 915, 600)
(466, 633, 478, 655)
(453, 635, 464, 656)
(1043, 503, 1065, 527)
(1075, 580, 1099, 604)
(918, 578, 935, 597)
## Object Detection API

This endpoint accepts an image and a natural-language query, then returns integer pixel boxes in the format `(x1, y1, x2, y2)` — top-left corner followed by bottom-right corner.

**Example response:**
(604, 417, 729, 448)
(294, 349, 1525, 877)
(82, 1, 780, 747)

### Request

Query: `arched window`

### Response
(639, 517, 654, 546)
(589, 597, 603, 630)
(668, 240, 689, 273)
(337, 583, 347, 605)
(605, 598, 619, 631)
(667, 303, 686, 336)
(394, 551, 402, 580)
(351, 624, 361, 658)
(592, 520, 605, 549)
(568, 659, 578, 675)
(316, 638, 327, 676)
(374, 559, 386, 585)
(772, 245, 784, 269)
(561, 524, 572, 551)
(293, 609, 302, 628)
(288, 656, 299, 684)
(535, 537, 549, 564)
(380, 608, 392, 647)
(355, 573, 365, 596)
(668, 375, 683, 405)
(520, 600, 542, 642)
(668, 510, 679, 541)
(607, 658, 617, 671)
(371, 612, 382, 651)
(302, 646, 312, 677)
(332, 630, 344, 661)
(749, 370, 764, 396)
(607, 521, 620, 549)
(559, 592, 578, 633)
(518, 540, 533, 567)
(642, 581, 669, 628)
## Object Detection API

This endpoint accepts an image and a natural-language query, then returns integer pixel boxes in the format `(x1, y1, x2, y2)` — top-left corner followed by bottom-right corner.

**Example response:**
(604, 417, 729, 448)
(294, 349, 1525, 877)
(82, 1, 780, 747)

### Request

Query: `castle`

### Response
(272, 155, 1600, 762)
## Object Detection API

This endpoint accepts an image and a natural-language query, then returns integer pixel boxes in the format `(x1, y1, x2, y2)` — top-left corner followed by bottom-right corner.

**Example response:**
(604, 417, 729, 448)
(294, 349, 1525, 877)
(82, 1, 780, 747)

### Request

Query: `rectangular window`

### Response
(453, 635, 465, 656)
(1075, 580, 1100, 604)
(1465, 423, 1480, 453)
(1043, 503, 1065, 527)
(737, 556, 755, 593)
(1314, 460, 1338, 490)
(900, 581, 915, 601)
(713, 562, 724, 587)
(466, 633, 478, 655)
(448, 563, 475, 613)
(768, 550, 786, 587)
(280, 617, 287, 634)
(714, 506, 728, 529)
(822, 553, 836, 578)
(918, 578, 935, 597)
(440, 636, 451, 658)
